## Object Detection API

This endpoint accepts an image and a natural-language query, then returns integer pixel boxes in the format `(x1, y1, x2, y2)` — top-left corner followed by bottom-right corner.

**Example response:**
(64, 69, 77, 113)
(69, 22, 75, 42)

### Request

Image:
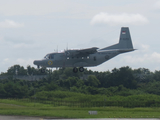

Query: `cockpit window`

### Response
(44, 54, 54, 59)
(44, 55, 49, 59)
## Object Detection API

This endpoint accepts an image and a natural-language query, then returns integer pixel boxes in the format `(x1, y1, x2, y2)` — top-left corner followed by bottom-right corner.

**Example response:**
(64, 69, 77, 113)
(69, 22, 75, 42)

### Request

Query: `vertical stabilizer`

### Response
(119, 27, 133, 49)
(100, 27, 134, 50)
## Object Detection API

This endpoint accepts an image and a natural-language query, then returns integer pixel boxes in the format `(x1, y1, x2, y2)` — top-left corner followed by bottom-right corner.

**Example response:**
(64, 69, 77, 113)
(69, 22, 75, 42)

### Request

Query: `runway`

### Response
(0, 116, 159, 120)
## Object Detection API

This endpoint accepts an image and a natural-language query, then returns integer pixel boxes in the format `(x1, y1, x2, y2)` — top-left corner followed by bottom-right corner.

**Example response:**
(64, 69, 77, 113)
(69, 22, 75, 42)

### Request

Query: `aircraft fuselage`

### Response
(33, 27, 135, 73)
(34, 49, 133, 68)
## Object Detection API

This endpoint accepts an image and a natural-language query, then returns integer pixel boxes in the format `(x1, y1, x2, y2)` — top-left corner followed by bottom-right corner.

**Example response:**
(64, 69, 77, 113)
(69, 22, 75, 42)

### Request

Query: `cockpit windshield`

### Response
(44, 54, 54, 59)
(44, 54, 49, 59)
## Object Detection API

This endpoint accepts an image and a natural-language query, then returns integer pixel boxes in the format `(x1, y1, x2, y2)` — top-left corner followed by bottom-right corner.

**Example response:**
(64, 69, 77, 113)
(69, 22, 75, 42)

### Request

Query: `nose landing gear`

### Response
(37, 66, 46, 73)
(73, 67, 84, 73)
(41, 68, 46, 73)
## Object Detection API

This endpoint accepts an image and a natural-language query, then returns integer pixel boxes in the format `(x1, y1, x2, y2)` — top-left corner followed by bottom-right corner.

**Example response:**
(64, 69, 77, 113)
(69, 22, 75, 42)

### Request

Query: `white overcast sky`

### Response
(0, 0, 160, 72)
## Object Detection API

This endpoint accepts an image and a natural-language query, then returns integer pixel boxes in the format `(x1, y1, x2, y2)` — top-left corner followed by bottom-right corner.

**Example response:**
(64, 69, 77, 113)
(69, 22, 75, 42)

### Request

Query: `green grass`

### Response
(0, 99, 160, 118)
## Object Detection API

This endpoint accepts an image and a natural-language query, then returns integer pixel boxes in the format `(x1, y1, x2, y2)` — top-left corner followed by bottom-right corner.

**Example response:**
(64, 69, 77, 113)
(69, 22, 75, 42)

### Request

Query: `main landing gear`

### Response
(73, 67, 84, 73)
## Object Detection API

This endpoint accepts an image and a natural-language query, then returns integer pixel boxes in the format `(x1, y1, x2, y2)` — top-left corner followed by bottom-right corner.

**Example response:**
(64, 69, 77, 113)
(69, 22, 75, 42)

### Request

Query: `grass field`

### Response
(0, 99, 160, 118)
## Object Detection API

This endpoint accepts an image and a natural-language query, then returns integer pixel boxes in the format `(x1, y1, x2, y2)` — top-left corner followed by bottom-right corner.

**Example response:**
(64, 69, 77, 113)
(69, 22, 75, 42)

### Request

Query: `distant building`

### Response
(0, 75, 47, 81)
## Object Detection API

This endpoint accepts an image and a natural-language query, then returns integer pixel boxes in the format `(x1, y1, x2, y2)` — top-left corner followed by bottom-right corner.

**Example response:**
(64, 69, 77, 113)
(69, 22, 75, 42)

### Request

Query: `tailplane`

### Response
(100, 27, 134, 50)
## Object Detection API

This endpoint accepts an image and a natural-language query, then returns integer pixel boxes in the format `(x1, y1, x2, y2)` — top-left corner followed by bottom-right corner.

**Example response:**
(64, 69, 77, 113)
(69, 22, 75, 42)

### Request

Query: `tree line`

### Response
(0, 65, 160, 101)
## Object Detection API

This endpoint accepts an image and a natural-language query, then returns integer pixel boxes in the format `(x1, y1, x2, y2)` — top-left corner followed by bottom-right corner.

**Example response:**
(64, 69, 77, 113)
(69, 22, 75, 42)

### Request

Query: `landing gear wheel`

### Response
(79, 67, 84, 72)
(73, 67, 78, 73)
(41, 68, 45, 73)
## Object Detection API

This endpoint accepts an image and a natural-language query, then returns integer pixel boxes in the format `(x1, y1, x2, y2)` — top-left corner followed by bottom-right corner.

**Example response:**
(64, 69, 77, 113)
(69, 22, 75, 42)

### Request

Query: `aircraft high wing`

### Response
(33, 27, 135, 73)
(65, 47, 99, 57)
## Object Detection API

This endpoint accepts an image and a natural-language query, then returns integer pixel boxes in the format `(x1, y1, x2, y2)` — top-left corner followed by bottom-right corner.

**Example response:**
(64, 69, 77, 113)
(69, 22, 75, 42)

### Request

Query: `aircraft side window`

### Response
(94, 56, 96, 61)
(87, 56, 90, 59)
(67, 57, 69, 59)
(51, 54, 54, 59)
(49, 55, 51, 59)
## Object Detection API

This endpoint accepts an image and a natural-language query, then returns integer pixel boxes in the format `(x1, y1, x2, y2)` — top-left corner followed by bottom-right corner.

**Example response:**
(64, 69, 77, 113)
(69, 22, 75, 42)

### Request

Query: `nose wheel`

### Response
(73, 67, 84, 73)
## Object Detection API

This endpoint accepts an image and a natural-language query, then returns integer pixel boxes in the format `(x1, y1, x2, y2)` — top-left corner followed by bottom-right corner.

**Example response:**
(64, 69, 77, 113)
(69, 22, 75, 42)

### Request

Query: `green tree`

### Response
(86, 75, 100, 87)
(44, 82, 59, 91)
(7, 65, 27, 75)
(63, 77, 79, 89)
(153, 70, 160, 82)
(3, 81, 28, 98)
(96, 71, 110, 88)
(0, 83, 6, 98)
(144, 81, 160, 95)
(133, 68, 153, 83)
(107, 66, 137, 89)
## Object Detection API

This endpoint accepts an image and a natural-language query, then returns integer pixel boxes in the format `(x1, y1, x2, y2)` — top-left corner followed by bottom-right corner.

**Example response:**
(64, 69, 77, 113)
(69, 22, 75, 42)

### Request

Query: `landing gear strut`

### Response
(41, 68, 46, 73)
(37, 65, 40, 69)
(37, 65, 46, 73)
(73, 67, 78, 73)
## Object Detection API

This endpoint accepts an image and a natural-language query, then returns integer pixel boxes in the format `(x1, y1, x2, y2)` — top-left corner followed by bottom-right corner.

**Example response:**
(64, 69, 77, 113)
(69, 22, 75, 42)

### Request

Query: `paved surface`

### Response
(0, 116, 159, 120)
(0, 115, 43, 120)
(58, 119, 160, 120)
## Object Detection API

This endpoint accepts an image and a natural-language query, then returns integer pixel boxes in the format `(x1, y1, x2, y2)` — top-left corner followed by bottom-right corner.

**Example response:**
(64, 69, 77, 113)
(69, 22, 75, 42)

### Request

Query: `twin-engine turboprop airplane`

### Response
(33, 27, 135, 73)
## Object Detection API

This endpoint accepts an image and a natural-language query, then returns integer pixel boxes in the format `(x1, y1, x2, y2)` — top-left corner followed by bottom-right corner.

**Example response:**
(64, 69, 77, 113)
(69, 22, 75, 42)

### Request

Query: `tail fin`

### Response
(100, 27, 134, 50)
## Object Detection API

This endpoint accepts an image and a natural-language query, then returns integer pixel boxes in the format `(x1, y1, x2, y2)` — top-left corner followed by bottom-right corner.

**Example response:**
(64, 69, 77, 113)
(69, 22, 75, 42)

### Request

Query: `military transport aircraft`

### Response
(33, 27, 135, 73)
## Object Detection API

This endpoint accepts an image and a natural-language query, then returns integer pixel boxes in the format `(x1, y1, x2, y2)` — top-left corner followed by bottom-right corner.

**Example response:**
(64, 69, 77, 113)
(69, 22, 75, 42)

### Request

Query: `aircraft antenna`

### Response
(57, 45, 58, 52)
(67, 43, 68, 50)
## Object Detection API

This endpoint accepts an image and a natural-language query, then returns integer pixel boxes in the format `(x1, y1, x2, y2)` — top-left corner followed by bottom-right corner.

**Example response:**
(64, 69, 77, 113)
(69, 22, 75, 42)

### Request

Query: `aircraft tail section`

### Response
(100, 27, 134, 50)
(118, 27, 133, 49)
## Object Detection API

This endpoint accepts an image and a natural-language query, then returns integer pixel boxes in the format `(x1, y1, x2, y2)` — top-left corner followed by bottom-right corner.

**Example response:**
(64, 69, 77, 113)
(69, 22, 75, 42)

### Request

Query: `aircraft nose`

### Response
(33, 60, 42, 65)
